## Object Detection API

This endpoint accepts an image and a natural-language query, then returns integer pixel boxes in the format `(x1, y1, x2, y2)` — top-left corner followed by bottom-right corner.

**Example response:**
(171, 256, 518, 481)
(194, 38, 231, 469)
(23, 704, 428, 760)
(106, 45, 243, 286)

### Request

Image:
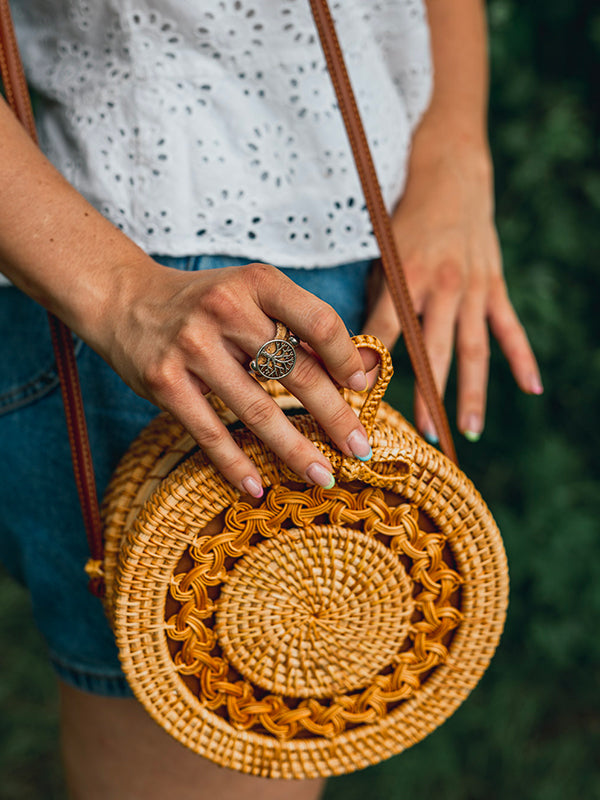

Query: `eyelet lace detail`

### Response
(13, 0, 432, 267)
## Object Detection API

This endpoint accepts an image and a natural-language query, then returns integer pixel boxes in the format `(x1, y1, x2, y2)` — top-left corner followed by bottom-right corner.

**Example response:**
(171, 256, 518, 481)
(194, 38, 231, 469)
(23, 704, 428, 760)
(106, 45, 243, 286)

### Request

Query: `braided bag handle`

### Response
(0, 0, 457, 597)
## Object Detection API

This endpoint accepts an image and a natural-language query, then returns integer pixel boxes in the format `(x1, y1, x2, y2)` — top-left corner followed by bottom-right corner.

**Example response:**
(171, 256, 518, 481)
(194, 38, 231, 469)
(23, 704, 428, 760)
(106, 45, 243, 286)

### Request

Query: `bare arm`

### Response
(0, 98, 149, 334)
(0, 97, 373, 494)
(364, 0, 542, 441)
(418, 0, 489, 147)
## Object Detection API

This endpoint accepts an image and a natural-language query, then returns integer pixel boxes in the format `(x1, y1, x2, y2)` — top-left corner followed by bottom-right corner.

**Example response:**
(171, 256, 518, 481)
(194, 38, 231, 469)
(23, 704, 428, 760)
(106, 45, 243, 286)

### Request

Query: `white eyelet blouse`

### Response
(11, 0, 432, 268)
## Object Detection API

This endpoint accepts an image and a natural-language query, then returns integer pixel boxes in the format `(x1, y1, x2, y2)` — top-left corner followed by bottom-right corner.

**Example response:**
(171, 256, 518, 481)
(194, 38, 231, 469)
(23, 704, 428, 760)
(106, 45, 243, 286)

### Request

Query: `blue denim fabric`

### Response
(0, 255, 371, 696)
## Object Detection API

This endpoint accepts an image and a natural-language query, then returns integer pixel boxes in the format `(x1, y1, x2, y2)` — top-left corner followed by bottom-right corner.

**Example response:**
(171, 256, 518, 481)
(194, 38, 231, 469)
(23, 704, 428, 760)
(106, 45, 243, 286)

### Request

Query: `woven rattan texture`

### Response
(215, 524, 415, 698)
(101, 337, 508, 778)
(164, 483, 462, 739)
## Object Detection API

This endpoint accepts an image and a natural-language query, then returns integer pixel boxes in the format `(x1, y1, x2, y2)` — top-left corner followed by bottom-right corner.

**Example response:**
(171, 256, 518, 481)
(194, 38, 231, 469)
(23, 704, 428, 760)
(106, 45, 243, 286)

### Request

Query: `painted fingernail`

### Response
(462, 414, 482, 442)
(423, 430, 439, 446)
(528, 374, 544, 395)
(347, 429, 372, 461)
(306, 462, 336, 489)
(241, 476, 264, 499)
(347, 370, 369, 393)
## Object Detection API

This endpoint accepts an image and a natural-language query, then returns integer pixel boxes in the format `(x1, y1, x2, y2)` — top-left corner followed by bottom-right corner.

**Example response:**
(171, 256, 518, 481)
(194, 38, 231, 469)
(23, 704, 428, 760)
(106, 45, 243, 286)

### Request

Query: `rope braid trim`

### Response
(164, 483, 463, 740)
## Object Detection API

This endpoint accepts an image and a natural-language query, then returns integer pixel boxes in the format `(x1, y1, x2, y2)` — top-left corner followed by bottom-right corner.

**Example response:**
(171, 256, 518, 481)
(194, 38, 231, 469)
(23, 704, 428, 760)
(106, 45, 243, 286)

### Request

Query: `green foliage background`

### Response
(1, 1, 598, 797)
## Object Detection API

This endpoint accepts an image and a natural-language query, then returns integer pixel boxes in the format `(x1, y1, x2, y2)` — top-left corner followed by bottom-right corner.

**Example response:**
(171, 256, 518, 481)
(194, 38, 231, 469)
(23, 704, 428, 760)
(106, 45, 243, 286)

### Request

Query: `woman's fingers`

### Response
(140, 263, 380, 496)
(157, 350, 351, 498)
(251, 264, 368, 392)
(243, 278, 374, 461)
(209, 322, 372, 460)
(488, 278, 543, 395)
(280, 347, 373, 461)
(154, 377, 267, 498)
(191, 346, 371, 489)
(214, 366, 337, 488)
(414, 259, 463, 440)
(456, 289, 490, 441)
(166, 268, 377, 494)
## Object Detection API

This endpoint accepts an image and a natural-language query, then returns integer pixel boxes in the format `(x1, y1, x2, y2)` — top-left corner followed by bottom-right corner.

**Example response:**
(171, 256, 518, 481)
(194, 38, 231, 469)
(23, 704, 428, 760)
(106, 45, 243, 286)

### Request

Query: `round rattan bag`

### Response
(100, 336, 508, 779)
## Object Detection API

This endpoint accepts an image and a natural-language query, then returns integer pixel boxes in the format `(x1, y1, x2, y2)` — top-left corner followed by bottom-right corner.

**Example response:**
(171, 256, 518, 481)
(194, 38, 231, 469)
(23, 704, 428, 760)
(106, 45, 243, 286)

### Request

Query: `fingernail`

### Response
(241, 476, 264, 499)
(347, 429, 372, 461)
(423, 430, 439, 446)
(306, 462, 336, 489)
(462, 414, 482, 442)
(528, 374, 544, 395)
(347, 370, 369, 393)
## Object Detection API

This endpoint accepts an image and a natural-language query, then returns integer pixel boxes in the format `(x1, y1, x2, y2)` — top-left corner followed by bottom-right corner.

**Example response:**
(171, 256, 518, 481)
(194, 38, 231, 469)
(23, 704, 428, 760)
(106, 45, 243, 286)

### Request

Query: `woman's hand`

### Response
(362, 0, 543, 443)
(0, 99, 372, 497)
(362, 135, 543, 442)
(95, 259, 372, 496)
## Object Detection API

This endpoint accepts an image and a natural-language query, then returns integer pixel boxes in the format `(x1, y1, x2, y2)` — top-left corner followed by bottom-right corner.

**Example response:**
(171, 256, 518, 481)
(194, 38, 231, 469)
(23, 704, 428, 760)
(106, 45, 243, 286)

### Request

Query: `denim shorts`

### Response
(0, 254, 371, 697)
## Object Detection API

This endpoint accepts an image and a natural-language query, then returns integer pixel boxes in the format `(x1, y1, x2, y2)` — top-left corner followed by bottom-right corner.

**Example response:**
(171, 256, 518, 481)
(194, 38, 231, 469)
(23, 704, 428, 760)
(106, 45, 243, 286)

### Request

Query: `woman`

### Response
(0, 1, 541, 797)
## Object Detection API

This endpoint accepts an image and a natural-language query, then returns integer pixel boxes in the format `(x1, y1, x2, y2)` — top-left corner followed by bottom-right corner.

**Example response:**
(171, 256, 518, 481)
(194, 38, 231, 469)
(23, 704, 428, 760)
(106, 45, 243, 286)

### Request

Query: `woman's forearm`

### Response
(0, 97, 154, 342)
(417, 0, 490, 155)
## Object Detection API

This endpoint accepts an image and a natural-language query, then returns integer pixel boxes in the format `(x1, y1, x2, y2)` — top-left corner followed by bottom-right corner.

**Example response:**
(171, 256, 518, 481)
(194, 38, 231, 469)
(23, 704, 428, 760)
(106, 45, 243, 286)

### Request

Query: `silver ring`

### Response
(250, 321, 300, 381)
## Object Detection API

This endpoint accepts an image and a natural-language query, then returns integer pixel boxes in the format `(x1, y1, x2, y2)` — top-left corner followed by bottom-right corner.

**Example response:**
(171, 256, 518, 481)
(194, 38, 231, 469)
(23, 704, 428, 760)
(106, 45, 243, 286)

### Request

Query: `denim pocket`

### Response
(0, 287, 82, 416)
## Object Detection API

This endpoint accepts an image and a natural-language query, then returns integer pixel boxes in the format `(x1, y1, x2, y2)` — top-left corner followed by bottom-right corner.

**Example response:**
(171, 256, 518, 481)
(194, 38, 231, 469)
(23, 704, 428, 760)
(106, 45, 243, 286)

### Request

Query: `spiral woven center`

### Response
(215, 525, 414, 698)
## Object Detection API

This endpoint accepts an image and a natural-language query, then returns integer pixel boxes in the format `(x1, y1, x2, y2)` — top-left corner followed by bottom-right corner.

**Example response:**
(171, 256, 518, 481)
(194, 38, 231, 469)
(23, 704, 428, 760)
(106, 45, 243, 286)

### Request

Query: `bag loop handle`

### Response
(352, 335, 394, 436)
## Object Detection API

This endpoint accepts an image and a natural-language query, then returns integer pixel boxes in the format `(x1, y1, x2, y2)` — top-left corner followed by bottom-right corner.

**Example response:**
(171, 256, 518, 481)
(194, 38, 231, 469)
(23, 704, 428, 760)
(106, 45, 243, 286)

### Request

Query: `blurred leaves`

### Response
(0, 578, 64, 799)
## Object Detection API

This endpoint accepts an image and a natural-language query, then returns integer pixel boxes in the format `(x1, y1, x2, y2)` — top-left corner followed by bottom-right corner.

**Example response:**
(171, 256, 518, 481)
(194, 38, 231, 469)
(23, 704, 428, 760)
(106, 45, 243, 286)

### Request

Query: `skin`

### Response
(0, 99, 373, 496)
(59, 683, 327, 800)
(364, 0, 543, 440)
(0, 1, 542, 797)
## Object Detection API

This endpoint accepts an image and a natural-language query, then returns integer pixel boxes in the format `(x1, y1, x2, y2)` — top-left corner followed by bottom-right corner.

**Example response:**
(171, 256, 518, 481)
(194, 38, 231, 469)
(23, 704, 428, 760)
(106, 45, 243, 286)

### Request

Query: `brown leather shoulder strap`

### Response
(309, 0, 457, 463)
(0, 0, 105, 596)
(0, 0, 36, 140)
